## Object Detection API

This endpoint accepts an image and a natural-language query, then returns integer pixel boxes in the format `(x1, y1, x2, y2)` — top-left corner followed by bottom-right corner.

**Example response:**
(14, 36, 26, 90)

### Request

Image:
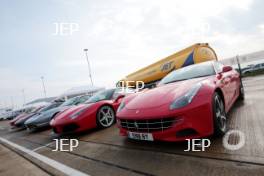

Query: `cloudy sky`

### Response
(0, 0, 263, 108)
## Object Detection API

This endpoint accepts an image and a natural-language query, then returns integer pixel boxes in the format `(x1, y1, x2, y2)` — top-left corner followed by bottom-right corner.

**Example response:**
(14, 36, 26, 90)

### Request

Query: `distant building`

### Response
(55, 85, 105, 101)
(220, 50, 264, 67)
(26, 97, 56, 105)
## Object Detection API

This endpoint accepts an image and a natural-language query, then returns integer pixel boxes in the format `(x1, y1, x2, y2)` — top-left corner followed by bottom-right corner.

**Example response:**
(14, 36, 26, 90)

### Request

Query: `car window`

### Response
(255, 64, 261, 68)
(112, 89, 124, 99)
(159, 62, 216, 85)
(112, 92, 121, 99)
(28, 107, 36, 113)
(85, 89, 115, 103)
(76, 95, 91, 104)
(39, 103, 59, 112)
(60, 97, 80, 106)
(213, 62, 224, 73)
(112, 88, 135, 99)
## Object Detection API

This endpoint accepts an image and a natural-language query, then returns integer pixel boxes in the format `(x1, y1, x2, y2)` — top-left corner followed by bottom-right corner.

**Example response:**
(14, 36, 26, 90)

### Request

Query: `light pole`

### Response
(83, 49, 94, 86)
(41, 76, 47, 98)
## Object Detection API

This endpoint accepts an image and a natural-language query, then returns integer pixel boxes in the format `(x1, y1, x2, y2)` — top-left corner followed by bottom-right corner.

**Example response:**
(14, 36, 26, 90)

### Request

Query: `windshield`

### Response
(76, 95, 91, 104)
(38, 103, 60, 113)
(60, 97, 80, 107)
(159, 62, 216, 85)
(85, 89, 115, 103)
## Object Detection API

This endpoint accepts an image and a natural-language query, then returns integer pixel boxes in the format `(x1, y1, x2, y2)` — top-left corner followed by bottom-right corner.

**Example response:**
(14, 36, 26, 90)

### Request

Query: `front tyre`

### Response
(96, 105, 115, 128)
(213, 93, 227, 136)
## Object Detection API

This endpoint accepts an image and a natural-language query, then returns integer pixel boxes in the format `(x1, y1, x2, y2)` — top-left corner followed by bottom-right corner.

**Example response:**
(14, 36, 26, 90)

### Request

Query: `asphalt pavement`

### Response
(0, 75, 264, 176)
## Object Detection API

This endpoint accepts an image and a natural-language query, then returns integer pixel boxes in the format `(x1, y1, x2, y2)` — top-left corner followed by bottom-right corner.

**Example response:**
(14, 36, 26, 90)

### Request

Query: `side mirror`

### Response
(114, 94, 125, 103)
(222, 65, 233, 73)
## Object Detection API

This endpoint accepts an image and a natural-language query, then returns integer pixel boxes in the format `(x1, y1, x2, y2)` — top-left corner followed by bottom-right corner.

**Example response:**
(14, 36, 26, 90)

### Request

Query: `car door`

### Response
(222, 70, 234, 107)
(214, 62, 233, 108)
(229, 68, 240, 101)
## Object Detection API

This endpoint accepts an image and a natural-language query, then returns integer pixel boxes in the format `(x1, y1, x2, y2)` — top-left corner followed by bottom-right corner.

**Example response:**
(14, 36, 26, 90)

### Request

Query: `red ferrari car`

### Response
(50, 88, 127, 134)
(116, 61, 244, 142)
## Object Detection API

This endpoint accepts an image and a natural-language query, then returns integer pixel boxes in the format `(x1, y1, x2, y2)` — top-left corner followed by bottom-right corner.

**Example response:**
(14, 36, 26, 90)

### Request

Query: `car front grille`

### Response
(62, 124, 79, 133)
(119, 117, 179, 132)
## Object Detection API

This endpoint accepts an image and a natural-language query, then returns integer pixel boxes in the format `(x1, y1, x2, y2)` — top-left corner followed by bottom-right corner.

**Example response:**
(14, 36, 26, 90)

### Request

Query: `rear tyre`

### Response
(213, 93, 227, 136)
(238, 82, 245, 100)
(96, 105, 115, 128)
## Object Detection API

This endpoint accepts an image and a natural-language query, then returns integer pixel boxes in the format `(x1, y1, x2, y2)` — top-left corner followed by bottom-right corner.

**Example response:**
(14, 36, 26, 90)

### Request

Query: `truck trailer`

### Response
(117, 43, 218, 88)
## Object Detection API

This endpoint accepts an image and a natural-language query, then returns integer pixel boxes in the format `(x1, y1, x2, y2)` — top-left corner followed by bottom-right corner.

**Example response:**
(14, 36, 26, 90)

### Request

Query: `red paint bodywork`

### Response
(117, 68, 241, 142)
(50, 99, 122, 134)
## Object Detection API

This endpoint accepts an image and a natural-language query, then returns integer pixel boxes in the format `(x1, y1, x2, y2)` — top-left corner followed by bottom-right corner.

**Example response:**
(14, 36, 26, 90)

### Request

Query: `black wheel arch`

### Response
(214, 88, 225, 111)
(212, 90, 227, 136)
(51, 112, 60, 119)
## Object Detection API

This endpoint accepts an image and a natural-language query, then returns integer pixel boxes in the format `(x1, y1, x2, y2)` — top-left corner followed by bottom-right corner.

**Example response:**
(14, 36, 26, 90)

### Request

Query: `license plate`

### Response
(128, 132, 153, 141)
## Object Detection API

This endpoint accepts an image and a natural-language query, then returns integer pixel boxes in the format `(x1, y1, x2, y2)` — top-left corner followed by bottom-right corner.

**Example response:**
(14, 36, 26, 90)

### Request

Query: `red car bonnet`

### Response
(126, 77, 209, 110)
(54, 104, 89, 120)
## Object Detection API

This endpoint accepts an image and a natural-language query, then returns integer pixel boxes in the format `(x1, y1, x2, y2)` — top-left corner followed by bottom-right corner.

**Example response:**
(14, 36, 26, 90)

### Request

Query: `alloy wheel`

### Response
(215, 95, 227, 132)
(98, 106, 115, 127)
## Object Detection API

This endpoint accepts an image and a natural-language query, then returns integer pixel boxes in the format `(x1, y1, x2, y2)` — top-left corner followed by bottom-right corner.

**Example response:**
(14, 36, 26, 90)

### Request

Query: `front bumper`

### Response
(50, 113, 97, 134)
(117, 96, 214, 142)
(51, 122, 81, 134)
(25, 122, 50, 130)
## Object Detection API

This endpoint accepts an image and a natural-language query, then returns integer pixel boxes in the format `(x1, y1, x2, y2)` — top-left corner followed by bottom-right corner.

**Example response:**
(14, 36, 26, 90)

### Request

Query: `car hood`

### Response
(11, 113, 27, 122)
(25, 106, 71, 124)
(19, 113, 35, 121)
(43, 106, 68, 114)
(126, 77, 208, 110)
(15, 113, 36, 125)
(54, 104, 91, 121)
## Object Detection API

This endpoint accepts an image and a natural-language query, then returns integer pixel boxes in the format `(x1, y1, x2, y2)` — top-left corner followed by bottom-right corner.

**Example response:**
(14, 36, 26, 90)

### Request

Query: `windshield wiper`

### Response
(164, 75, 213, 84)
(164, 78, 189, 84)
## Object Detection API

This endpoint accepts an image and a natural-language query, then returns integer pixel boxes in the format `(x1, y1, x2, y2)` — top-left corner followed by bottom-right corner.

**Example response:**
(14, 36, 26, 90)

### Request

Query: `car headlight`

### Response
(170, 83, 202, 110)
(117, 100, 126, 112)
(70, 105, 91, 119)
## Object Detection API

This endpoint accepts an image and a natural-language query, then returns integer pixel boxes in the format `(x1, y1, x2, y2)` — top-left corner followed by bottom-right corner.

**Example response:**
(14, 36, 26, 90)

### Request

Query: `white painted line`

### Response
(32, 141, 54, 152)
(0, 137, 89, 176)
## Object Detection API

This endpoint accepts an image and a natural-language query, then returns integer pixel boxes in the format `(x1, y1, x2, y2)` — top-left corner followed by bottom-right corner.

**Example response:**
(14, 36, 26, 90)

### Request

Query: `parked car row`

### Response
(4, 61, 244, 142)
(7, 89, 130, 133)
(242, 62, 264, 75)
(116, 61, 244, 141)
(0, 106, 38, 120)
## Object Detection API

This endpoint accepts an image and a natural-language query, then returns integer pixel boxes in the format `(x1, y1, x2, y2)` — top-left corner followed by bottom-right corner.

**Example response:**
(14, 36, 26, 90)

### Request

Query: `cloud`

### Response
(0, 68, 42, 107)
(0, 0, 262, 107)
(258, 24, 264, 34)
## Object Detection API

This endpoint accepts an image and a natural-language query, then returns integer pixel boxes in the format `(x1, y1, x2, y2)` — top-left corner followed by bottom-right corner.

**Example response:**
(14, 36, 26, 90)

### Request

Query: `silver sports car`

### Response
(24, 95, 91, 131)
